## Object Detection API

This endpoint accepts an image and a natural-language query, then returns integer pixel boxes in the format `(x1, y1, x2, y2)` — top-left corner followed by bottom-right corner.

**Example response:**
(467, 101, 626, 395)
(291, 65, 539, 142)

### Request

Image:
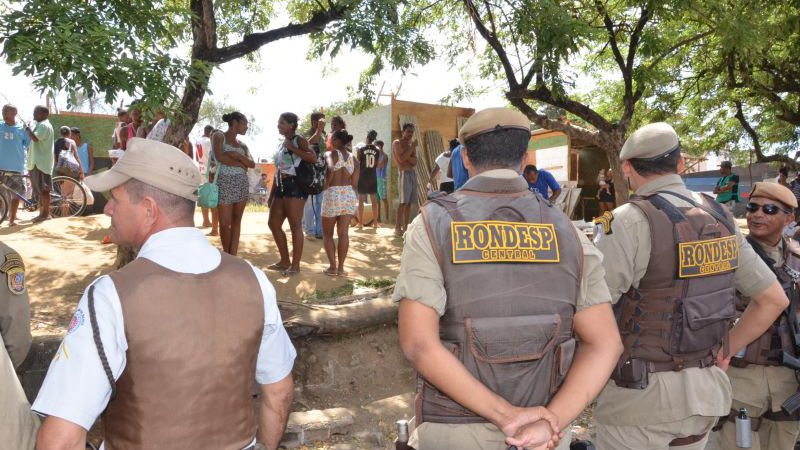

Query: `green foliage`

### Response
(658, 1, 800, 161)
(1, 0, 189, 107)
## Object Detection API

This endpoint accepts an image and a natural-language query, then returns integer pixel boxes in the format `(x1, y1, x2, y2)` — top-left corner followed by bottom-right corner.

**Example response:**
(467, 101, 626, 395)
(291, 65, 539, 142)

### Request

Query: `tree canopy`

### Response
(0, 0, 435, 145)
(443, 0, 798, 199)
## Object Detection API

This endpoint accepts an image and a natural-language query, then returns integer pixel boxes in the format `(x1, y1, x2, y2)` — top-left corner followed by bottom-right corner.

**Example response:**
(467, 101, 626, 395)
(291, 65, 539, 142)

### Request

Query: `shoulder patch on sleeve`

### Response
(0, 252, 25, 295)
(592, 211, 614, 235)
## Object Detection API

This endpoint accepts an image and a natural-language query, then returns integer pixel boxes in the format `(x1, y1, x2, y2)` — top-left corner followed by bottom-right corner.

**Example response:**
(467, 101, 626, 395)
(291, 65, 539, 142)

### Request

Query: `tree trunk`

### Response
(163, 60, 211, 148)
(279, 296, 398, 339)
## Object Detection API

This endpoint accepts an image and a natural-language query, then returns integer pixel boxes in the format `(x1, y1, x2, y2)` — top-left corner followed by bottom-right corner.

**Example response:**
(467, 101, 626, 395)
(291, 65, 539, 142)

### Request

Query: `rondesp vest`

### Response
(612, 192, 738, 389)
(103, 253, 265, 450)
(733, 237, 800, 367)
(418, 175, 582, 424)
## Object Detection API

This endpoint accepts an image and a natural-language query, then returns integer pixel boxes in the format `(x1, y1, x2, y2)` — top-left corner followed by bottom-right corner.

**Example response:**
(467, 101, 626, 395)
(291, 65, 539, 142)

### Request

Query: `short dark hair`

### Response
(449, 139, 460, 151)
(332, 129, 353, 145)
(203, 125, 214, 133)
(310, 112, 325, 122)
(367, 130, 378, 139)
(402, 123, 414, 132)
(780, 167, 789, 176)
(70, 127, 80, 135)
(375, 140, 384, 147)
(629, 147, 681, 176)
(523, 165, 538, 174)
(464, 129, 530, 171)
(279, 112, 298, 132)
(59, 126, 70, 136)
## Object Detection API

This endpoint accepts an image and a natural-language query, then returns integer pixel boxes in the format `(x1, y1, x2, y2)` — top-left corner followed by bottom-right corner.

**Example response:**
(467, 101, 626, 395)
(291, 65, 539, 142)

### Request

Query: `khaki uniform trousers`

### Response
(0, 333, 39, 450)
(410, 418, 572, 450)
(595, 415, 716, 450)
(714, 364, 800, 450)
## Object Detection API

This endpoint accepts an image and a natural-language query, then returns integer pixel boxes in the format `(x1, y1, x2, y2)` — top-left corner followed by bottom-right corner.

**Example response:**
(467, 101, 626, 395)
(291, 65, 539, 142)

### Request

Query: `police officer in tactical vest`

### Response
(395, 107, 623, 450)
(0, 242, 39, 449)
(592, 122, 789, 450)
(713, 182, 800, 448)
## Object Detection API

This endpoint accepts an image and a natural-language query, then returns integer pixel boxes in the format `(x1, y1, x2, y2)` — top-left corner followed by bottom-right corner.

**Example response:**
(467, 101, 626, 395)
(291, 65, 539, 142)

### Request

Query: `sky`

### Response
(0, 34, 508, 161)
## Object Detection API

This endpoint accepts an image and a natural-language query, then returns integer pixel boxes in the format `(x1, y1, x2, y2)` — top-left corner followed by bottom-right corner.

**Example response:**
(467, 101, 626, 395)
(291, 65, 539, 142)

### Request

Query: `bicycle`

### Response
(0, 170, 88, 224)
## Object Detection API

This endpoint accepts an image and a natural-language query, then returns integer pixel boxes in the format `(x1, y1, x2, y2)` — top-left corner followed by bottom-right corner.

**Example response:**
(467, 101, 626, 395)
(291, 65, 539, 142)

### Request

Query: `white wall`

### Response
(343, 105, 392, 158)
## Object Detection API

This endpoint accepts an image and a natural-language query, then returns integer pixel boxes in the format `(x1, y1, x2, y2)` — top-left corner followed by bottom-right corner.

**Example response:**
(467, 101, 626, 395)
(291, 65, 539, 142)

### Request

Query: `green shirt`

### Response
(26, 120, 54, 174)
(715, 173, 740, 203)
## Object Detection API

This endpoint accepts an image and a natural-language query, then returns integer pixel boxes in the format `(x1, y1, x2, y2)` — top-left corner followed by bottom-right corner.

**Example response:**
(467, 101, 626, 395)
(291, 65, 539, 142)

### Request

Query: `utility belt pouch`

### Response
(612, 358, 649, 389)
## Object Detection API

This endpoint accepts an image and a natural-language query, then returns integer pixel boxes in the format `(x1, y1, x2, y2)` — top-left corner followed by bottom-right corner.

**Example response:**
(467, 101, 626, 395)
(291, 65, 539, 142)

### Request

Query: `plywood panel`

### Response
(424, 130, 444, 170)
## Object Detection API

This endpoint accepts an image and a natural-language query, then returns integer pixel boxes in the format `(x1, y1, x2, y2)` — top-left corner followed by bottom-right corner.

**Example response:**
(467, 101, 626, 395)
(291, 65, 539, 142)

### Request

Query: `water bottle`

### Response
(735, 408, 752, 448)
(396, 419, 410, 450)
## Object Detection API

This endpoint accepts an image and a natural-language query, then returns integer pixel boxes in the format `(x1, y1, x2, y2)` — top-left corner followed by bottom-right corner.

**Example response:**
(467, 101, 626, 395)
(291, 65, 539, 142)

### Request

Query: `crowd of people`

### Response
(5, 105, 800, 450)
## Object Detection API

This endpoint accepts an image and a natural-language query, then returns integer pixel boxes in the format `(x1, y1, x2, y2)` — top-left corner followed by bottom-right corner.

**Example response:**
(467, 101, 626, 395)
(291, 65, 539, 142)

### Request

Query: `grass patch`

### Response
(303, 277, 395, 301)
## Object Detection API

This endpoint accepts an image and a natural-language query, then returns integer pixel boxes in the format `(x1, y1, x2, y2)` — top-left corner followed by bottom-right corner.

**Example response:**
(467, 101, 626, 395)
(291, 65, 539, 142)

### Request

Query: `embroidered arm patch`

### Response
(592, 211, 614, 235)
(0, 252, 25, 295)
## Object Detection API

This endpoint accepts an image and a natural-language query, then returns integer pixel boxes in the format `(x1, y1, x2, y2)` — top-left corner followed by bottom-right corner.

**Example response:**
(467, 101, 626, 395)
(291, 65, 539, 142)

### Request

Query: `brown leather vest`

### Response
(417, 175, 582, 424)
(612, 192, 738, 389)
(104, 253, 264, 450)
(733, 238, 800, 367)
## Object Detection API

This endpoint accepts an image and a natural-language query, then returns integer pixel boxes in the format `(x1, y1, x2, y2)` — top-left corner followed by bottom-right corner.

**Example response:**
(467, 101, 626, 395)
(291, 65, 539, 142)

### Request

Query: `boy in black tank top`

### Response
(356, 130, 380, 229)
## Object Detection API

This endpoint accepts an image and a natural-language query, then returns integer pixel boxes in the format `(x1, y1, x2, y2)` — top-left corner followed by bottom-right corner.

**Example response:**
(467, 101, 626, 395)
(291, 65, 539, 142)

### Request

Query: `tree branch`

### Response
(729, 54, 800, 168)
(210, 7, 346, 64)
(506, 94, 603, 149)
(462, 0, 519, 88)
(645, 30, 714, 72)
(510, 85, 614, 132)
(594, 0, 626, 76)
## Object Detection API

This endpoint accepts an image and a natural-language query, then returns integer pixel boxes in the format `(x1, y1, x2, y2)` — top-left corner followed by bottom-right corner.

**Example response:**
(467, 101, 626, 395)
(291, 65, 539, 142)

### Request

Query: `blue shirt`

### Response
(451, 145, 469, 189)
(526, 170, 560, 199)
(76, 142, 91, 175)
(376, 152, 387, 178)
(0, 122, 29, 173)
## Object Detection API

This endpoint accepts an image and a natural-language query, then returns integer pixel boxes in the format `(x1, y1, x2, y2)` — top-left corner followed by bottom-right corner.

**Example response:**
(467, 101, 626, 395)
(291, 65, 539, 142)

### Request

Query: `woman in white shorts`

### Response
(321, 130, 359, 276)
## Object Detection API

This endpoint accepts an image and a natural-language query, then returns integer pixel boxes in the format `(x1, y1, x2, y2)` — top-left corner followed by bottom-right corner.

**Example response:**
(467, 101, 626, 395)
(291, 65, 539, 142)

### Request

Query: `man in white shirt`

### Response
(33, 138, 296, 450)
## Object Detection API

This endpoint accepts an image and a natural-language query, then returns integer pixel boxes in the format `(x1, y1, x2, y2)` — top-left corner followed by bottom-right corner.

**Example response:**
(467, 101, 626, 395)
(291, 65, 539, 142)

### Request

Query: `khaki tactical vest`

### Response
(418, 175, 582, 424)
(733, 237, 800, 367)
(104, 253, 265, 450)
(612, 192, 738, 389)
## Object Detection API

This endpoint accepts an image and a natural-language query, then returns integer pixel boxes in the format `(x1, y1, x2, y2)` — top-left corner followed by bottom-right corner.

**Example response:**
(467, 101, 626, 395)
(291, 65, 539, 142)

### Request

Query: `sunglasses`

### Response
(745, 202, 791, 215)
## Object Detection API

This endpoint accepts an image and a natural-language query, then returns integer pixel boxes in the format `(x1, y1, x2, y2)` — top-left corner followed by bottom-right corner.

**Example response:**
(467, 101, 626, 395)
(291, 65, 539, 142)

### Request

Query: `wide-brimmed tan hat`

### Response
(84, 138, 200, 201)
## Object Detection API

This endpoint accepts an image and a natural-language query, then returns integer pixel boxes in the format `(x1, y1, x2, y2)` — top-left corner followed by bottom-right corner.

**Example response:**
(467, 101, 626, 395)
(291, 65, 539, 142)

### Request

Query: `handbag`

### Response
(198, 149, 218, 208)
(56, 149, 80, 178)
(290, 136, 327, 195)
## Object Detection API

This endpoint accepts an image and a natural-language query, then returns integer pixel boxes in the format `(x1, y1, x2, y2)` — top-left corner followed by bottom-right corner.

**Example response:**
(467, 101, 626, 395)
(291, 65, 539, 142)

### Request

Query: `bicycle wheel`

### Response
(0, 192, 7, 225)
(50, 176, 87, 218)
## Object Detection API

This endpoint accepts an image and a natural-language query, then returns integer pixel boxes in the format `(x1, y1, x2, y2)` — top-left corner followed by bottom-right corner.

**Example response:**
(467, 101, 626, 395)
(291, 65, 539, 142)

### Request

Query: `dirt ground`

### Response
(0, 210, 404, 336)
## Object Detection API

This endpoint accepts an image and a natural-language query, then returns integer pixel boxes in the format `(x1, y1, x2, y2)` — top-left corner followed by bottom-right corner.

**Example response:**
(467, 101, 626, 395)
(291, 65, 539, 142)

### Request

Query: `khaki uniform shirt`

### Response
(393, 169, 613, 447)
(727, 236, 798, 413)
(0, 243, 38, 448)
(0, 241, 32, 369)
(594, 174, 776, 426)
